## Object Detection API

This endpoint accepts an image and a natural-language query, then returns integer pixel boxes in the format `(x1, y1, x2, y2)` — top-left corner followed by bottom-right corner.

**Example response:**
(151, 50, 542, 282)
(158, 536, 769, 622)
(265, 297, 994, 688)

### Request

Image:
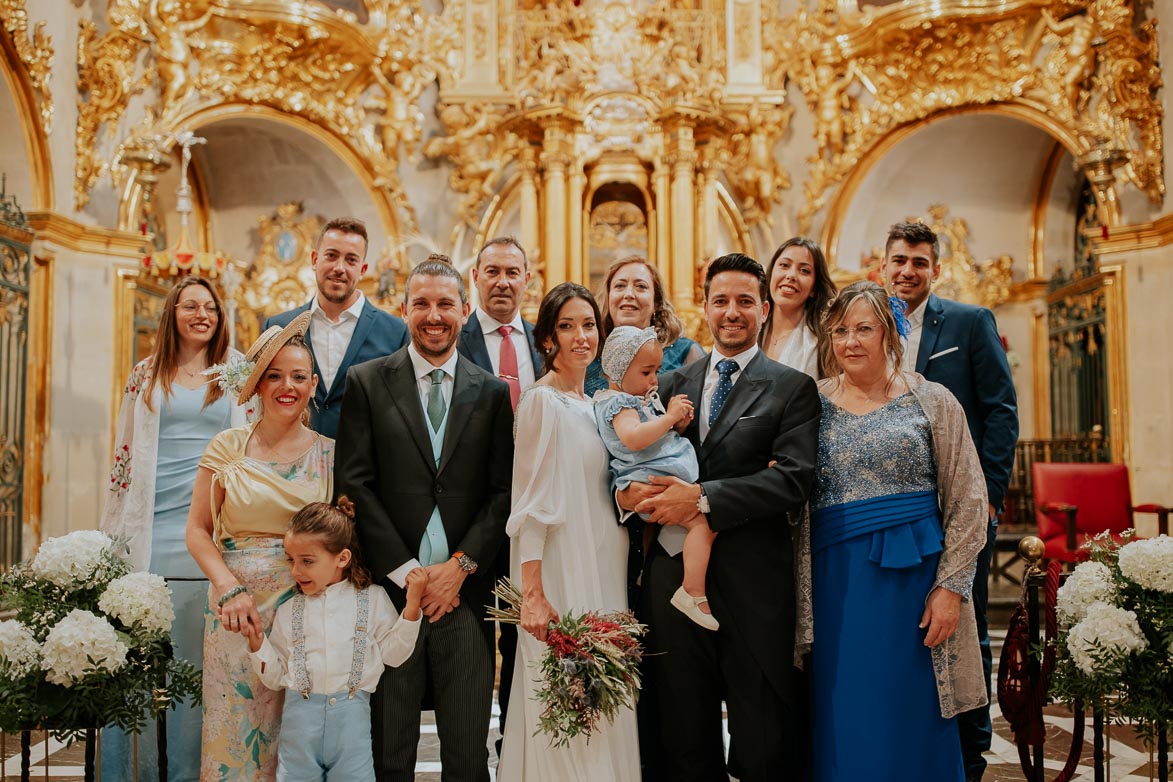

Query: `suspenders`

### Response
(290, 586, 371, 699)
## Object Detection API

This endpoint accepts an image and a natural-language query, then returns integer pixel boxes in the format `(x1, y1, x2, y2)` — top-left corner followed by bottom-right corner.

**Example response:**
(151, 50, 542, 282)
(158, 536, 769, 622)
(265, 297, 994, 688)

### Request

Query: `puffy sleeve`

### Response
(198, 427, 249, 539)
(506, 386, 571, 564)
(593, 391, 643, 430)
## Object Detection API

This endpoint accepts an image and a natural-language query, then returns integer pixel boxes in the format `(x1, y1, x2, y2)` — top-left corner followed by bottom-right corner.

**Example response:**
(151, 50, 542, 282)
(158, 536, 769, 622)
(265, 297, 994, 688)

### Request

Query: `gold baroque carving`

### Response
(774, 0, 1164, 233)
(0, 0, 53, 134)
(74, 0, 461, 232)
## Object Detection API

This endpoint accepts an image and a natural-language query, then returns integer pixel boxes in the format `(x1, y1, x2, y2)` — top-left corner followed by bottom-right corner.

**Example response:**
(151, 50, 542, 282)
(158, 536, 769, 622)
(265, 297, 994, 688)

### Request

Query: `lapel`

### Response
(380, 351, 436, 473)
(672, 356, 708, 451)
(460, 315, 493, 373)
(700, 352, 769, 460)
(915, 294, 946, 375)
(328, 301, 377, 399)
(523, 320, 545, 379)
(437, 355, 484, 475)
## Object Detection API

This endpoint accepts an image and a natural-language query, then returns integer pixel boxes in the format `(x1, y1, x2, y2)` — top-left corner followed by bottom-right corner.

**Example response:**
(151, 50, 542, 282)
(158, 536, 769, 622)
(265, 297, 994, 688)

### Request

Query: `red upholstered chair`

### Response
(1033, 463, 1170, 562)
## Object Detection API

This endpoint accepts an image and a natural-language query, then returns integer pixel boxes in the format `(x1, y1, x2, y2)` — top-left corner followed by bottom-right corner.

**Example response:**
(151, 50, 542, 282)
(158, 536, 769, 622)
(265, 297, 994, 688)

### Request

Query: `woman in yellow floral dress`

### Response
(186, 311, 334, 780)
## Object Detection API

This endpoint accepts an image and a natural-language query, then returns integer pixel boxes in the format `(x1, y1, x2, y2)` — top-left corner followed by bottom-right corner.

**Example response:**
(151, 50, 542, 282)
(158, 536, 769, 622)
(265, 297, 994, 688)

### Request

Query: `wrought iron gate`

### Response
(0, 181, 32, 571)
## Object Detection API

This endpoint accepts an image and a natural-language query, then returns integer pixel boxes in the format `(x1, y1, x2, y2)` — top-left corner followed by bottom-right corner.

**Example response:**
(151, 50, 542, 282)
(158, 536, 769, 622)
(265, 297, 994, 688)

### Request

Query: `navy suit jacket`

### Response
(456, 311, 545, 381)
(264, 299, 408, 438)
(915, 293, 1018, 510)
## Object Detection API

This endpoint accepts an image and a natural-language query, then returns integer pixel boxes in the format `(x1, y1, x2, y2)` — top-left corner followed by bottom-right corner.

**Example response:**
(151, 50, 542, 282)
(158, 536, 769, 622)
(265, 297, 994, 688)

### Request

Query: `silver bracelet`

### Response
(217, 584, 248, 607)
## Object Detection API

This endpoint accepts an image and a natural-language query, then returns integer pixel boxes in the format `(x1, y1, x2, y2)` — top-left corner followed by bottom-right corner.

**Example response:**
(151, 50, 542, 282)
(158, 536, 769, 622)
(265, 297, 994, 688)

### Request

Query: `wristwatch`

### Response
(451, 551, 478, 574)
(696, 486, 710, 515)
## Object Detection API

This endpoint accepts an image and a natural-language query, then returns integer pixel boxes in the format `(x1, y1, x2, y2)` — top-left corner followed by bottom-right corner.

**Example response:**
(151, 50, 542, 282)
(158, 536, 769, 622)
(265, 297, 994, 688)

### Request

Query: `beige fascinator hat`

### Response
(236, 311, 313, 404)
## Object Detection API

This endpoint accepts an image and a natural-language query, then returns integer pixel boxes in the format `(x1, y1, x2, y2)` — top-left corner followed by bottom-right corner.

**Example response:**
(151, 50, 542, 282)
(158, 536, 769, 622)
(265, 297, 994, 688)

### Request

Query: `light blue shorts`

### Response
(277, 689, 374, 781)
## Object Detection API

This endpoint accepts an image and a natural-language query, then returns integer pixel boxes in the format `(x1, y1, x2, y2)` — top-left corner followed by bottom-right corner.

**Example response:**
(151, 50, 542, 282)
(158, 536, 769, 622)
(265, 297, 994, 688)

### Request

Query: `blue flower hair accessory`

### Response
(889, 295, 911, 339)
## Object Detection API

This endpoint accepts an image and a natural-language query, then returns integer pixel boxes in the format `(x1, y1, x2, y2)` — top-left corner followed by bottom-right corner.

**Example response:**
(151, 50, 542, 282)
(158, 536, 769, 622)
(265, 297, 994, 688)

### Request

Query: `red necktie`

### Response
(497, 325, 521, 410)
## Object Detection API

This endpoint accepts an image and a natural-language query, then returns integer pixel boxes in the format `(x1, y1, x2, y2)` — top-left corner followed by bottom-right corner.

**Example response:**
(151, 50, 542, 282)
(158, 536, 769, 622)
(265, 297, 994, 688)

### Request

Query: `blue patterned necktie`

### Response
(708, 358, 739, 426)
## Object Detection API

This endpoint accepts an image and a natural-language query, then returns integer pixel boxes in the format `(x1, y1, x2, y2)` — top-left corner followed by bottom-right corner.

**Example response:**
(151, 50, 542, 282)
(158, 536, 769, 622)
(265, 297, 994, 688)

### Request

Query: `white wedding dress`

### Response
(497, 385, 641, 782)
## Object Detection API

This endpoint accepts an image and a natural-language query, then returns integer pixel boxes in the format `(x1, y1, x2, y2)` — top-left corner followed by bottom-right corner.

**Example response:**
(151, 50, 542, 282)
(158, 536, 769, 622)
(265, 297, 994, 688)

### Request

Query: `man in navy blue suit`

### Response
(456, 236, 543, 755)
(264, 217, 408, 438)
(883, 221, 1018, 782)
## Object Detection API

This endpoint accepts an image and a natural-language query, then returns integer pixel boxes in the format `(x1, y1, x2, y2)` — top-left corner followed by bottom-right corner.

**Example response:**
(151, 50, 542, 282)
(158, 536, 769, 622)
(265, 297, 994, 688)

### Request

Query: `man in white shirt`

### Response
(335, 256, 513, 782)
(456, 237, 543, 749)
(264, 217, 408, 438)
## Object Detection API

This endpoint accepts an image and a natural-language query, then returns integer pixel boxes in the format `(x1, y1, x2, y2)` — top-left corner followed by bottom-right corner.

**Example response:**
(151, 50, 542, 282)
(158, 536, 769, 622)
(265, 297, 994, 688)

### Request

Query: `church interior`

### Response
(1, 0, 1171, 778)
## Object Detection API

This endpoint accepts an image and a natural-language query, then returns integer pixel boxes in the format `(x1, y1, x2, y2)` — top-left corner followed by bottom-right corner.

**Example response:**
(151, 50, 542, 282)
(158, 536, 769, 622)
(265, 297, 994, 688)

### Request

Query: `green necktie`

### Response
(427, 368, 446, 431)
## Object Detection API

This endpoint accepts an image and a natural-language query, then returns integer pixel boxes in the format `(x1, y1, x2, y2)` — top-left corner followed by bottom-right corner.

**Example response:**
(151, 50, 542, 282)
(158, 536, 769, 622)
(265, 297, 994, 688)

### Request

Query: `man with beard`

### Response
(264, 217, 407, 438)
(619, 253, 820, 782)
(456, 237, 543, 753)
(335, 256, 513, 782)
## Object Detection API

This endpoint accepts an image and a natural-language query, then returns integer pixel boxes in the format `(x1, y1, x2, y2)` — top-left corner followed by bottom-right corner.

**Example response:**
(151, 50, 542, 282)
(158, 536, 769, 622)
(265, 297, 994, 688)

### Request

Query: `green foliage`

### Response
(0, 553, 202, 742)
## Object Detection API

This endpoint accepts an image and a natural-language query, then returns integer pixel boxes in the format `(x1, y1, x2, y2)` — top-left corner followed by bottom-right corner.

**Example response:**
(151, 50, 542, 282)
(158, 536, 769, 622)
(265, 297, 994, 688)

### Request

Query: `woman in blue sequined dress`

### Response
(806, 281, 989, 781)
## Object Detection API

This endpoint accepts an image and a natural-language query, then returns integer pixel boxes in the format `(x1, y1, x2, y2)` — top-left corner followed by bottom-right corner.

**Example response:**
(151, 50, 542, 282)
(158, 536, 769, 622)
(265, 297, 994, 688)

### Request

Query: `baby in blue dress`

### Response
(593, 326, 718, 630)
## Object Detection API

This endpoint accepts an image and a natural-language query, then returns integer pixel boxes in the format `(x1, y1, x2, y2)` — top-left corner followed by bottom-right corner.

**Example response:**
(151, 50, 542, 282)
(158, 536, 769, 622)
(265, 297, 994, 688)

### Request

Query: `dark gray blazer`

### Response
(457, 312, 545, 380)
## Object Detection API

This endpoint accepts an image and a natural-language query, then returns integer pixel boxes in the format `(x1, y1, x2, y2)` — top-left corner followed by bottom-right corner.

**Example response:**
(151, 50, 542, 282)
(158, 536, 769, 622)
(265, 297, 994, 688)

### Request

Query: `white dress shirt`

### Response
(659, 343, 759, 556)
(476, 309, 536, 390)
(902, 301, 926, 374)
(309, 293, 366, 390)
(384, 344, 461, 587)
(250, 580, 420, 695)
(699, 344, 760, 441)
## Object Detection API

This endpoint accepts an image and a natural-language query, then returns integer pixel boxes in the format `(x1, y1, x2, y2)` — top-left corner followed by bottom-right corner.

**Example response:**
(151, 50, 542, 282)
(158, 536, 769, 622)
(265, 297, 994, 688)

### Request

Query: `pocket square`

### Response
(928, 346, 960, 361)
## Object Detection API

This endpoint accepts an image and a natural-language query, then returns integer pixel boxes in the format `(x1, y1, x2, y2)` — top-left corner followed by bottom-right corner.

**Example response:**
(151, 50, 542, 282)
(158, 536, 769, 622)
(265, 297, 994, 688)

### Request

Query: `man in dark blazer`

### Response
(884, 221, 1018, 782)
(619, 253, 820, 782)
(335, 257, 513, 782)
(455, 236, 542, 752)
(264, 217, 407, 438)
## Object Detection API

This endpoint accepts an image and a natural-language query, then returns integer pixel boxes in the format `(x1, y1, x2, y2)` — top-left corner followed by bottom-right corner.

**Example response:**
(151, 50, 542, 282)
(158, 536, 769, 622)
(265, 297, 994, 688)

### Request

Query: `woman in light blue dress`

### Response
(806, 282, 988, 781)
(100, 277, 247, 781)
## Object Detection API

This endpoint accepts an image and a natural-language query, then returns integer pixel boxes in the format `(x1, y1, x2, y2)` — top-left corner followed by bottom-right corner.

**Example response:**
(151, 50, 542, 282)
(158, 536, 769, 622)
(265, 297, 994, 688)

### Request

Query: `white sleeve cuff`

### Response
(516, 525, 547, 564)
(388, 559, 423, 589)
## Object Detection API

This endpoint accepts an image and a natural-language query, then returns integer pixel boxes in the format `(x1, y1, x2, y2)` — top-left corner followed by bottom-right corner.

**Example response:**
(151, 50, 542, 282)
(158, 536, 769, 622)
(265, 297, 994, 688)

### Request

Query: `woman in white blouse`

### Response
(758, 237, 837, 379)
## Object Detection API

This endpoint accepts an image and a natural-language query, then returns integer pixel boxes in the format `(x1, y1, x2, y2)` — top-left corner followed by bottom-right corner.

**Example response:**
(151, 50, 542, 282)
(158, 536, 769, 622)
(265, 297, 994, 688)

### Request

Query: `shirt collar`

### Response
(906, 300, 926, 328)
(310, 291, 365, 323)
(709, 343, 759, 374)
(477, 308, 524, 335)
(307, 579, 354, 599)
(407, 343, 460, 382)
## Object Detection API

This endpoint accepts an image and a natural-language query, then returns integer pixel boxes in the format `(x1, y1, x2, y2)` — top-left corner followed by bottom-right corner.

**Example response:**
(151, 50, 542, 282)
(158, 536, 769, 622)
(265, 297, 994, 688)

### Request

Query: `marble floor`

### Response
(3, 629, 1168, 781)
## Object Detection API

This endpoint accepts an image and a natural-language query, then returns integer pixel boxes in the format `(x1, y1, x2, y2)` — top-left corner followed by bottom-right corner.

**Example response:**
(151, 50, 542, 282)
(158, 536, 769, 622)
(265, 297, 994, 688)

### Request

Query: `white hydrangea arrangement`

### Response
(0, 620, 41, 678)
(1049, 532, 1173, 743)
(0, 530, 201, 738)
(99, 572, 175, 636)
(40, 610, 129, 686)
(30, 530, 120, 589)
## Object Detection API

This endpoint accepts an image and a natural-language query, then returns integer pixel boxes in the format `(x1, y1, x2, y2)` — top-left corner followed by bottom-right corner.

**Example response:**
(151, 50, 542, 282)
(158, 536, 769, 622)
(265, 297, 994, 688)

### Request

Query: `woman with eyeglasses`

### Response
(803, 281, 988, 781)
(758, 237, 837, 379)
(100, 276, 249, 782)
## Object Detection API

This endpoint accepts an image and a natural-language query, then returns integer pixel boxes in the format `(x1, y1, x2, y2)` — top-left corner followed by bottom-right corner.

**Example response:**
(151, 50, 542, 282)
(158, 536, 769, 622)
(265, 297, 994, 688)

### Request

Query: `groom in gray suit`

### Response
(335, 256, 513, 782)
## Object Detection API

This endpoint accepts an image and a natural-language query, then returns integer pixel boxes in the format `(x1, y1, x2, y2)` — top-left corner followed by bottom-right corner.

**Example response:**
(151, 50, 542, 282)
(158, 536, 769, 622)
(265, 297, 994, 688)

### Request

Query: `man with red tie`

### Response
(457, 236, 544, 754)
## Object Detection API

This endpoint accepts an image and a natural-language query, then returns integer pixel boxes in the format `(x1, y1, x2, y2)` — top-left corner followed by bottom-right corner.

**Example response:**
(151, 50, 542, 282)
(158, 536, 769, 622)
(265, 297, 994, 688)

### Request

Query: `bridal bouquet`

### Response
(0, 530, 201, 740)
(488, 578, 647, 747)
(1049, 531, 1173, 745)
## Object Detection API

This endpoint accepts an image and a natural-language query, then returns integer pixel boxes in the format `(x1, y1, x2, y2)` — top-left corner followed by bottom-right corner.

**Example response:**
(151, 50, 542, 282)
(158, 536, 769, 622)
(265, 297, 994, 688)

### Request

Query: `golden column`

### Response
(518, 145, 540, 261)
(539, 116, 575, 287)
(666, 121, 698, 312)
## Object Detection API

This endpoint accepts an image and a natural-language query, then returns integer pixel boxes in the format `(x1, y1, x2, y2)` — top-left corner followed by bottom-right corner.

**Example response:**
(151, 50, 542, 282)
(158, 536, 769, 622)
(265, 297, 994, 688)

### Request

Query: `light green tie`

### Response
(427, 368, 446, 431)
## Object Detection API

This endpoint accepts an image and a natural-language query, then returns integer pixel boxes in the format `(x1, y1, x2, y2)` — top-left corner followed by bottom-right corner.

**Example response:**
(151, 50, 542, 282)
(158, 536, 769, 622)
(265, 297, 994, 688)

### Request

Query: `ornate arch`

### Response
(0, 0, 53, 210)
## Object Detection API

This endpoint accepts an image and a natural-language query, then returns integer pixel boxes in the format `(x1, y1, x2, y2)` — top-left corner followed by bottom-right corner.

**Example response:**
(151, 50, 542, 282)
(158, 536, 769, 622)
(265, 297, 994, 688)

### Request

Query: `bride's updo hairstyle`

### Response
(532, 282, 603, 374)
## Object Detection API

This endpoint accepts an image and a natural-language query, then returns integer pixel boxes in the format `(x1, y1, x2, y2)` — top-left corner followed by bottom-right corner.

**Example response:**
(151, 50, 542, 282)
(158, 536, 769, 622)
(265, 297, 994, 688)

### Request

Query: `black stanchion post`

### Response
(1092, 706, 1105, 782)
(1158, 722, 1168, 782)
(156, 711, 167, 782)
(84, 728, 95, 782)
(19, 731, 29, 782)
(1027, 571, 1044, 782)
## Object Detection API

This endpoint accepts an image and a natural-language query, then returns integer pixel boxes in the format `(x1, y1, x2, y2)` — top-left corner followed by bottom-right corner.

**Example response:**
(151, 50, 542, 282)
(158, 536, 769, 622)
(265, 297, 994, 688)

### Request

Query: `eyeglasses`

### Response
(177, 302, 220, 316)
(829, 323, 880, 342)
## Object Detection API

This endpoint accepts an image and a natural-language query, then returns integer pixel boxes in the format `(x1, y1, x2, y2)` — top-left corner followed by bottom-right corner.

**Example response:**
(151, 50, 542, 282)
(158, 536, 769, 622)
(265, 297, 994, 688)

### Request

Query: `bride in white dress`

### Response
(497, 283, 640, 782)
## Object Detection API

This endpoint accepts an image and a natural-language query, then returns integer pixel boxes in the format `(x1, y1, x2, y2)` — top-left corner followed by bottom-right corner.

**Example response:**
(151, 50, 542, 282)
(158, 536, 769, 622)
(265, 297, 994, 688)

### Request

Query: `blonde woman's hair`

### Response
(817, 280, 906, 394)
